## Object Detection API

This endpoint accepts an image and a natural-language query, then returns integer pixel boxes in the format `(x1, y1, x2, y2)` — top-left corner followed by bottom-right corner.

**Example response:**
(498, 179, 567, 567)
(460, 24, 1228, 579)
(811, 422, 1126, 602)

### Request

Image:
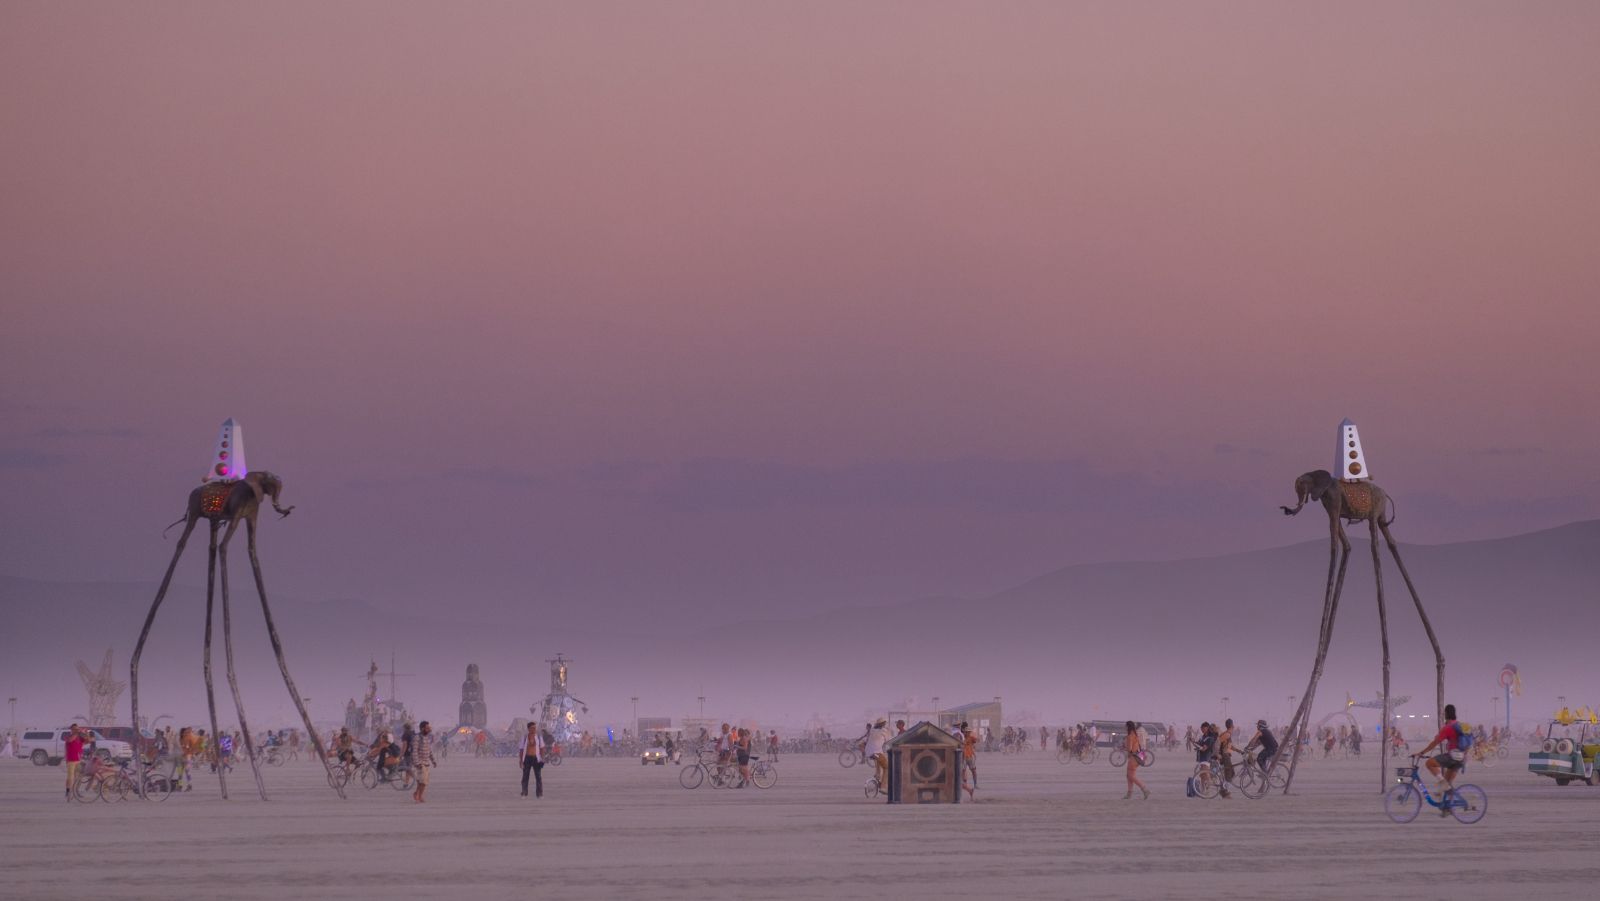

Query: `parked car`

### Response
(17, 727, 134, 766)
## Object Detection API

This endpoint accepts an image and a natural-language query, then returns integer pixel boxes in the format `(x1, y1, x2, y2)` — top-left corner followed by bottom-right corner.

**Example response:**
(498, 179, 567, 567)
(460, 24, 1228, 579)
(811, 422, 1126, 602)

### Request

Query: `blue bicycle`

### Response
(1384, 760, 1487, 824)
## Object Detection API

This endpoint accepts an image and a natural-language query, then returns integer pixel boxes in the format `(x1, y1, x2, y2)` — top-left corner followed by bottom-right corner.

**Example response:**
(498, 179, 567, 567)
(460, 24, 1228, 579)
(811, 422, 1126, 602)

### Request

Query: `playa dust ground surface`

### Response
(4, 746, 1598, 900)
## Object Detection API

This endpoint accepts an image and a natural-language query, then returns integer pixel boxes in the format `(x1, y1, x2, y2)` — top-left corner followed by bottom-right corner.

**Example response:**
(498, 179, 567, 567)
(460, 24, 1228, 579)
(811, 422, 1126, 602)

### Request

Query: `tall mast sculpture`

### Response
(128, 419, 343, 799)
(1272, 419, 1445, 792)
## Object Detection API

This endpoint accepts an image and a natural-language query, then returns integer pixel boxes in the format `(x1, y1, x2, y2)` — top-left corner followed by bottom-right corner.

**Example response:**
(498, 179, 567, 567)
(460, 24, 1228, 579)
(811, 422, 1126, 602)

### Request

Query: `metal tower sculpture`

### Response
(532, 654, 588, 745)
(1272, 419, 1445, 792)
(129, 419, 342, 799)
(77, 649, 125, 727)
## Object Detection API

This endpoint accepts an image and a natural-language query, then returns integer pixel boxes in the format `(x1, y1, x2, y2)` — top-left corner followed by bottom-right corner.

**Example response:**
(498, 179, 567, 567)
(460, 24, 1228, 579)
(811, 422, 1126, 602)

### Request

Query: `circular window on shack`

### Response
(912, 750, 944, 781)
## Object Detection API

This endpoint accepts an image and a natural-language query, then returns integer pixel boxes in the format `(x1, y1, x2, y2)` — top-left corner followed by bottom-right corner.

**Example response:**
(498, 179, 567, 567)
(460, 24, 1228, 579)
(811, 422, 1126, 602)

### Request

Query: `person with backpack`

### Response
(1413, 703, 1467, 815)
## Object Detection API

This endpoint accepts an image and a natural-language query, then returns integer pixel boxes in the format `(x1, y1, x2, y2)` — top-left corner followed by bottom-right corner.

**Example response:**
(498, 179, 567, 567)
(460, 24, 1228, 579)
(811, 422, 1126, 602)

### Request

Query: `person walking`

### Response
(518, 722, 544, 798)
(411, 721, 435, 803)
(1123, 720, 1150, 799)
(960, 721, 979, 790)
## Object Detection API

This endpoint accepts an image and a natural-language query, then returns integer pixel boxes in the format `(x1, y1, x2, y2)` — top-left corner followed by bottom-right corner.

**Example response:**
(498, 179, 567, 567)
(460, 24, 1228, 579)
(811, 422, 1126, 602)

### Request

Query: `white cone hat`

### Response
(1336, 418, 1368, 481)
(204, 418, 248, 482)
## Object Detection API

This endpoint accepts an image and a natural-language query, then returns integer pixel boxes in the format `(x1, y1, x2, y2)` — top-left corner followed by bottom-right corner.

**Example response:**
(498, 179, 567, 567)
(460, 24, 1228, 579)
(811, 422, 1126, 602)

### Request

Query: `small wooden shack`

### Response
(886, 721, 963, 804)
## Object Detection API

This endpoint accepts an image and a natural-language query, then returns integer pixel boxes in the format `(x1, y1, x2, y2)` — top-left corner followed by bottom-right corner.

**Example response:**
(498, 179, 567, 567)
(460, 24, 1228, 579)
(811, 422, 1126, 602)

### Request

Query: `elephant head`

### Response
(246, 471, 295, 518)
(1281, 470, 1335, 516)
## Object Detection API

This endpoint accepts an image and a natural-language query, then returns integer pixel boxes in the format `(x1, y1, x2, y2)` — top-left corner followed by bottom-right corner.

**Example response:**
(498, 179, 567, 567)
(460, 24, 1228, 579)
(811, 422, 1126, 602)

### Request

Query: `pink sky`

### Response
(2, 2, 1598, 624)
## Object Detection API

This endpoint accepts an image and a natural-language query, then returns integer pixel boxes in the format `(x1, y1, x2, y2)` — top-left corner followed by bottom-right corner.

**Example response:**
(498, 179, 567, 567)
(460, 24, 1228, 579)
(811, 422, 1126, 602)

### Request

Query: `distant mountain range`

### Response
(4, 521, 1595, 733)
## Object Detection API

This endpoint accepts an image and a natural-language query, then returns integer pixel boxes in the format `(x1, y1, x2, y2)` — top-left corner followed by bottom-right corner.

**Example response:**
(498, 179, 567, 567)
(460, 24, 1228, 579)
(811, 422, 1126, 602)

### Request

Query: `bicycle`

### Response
(1237, 751, 1288, 795)
(1109, 746, 1155, 768)
(748, 755, 777, 789)
(678, 753, 741, 789)
(864, 768, 883, 799)
(1190, 753, 1262, 800)
(1467, 742, 1497, 770)
(1056, 743, 1098, 765)
(838, 745, 866, 768)
(358, 759, 415, 791)
(263, 746, 286, 767)
(1384, 761, 1486, 824)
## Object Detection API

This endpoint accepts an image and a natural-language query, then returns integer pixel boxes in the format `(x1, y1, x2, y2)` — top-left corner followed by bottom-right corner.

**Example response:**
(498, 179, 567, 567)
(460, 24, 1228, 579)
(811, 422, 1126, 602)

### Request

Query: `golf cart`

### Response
(1528, 718, 1600, 786)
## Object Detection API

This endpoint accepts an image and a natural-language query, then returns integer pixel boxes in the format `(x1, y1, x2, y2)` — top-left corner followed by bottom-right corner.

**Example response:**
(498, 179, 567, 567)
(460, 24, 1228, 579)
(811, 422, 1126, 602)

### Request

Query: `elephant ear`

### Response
(1304, 470, 1335, 500)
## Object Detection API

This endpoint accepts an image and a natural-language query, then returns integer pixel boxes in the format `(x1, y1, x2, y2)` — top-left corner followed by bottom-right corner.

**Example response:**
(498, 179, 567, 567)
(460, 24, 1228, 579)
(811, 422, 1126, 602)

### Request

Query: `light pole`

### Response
(1221, 697, 1231, 721)
(7, 697, 15, 733)
(698, 696, 706, 719)
(933, 696, 940, 725)
(630, 696, 639, 739)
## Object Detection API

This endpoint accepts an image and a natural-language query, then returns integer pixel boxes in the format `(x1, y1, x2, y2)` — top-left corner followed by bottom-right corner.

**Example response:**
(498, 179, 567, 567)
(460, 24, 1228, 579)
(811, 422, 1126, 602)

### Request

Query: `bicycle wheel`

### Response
(1081, 746, 1098, 765)
(1235, 765, 1266, 800)
(864, 778, 880, 799)
(100, 774, 132, 802)
(392, 768, 415, 791)
(547, 754, 562, 767)
(1138, 749, 1155, 767)
(1266, 763, 1289, 791)
(73, 775, 99, 803)
(1383, 784, 1421, 823)
(1449, 784, 1487, 824)
(752, 762, 777, 789)
(1495, 744, 1509, 760)
(359, 766, 379, 790)
(1109, 748, 1127, 768)
(714, 767, 739, 789)
(1056, 748, 1071, 764)
(1194, 765, 1221, 799)
(678, 764, 705, 789)
(838, 748, 858, 768)
(1476, 751, 1496, 770)
(142, 774, 175, 802)
(327, 767, 351, 790)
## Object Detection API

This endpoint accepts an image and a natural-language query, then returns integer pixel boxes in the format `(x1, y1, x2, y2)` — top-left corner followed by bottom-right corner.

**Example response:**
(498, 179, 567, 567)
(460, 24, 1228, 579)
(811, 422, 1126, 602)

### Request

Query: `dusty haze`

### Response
(2, 4, 1598, 729)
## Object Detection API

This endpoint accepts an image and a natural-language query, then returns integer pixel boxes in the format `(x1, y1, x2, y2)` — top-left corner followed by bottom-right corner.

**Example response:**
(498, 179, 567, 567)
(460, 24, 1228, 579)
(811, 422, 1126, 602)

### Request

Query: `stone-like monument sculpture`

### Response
(129, 419, 342, 799)
(1273, 419, 1445, 792)
(77, 649, 126, 727)
(459, 664, 488, 730)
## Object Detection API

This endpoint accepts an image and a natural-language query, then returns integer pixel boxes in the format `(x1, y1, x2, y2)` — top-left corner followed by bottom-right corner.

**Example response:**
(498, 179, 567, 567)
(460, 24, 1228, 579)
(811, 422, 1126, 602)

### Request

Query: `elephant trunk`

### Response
(265, 479, 294, 518)
(1280, 476, 1311, 516)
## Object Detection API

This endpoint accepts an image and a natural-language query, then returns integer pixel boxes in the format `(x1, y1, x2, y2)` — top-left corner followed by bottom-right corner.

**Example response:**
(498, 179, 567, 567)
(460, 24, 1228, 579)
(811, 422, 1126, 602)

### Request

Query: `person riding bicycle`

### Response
(1244, 719, 1279, 772)
(865, 719, 891, 790)
(335, 727, 357, 767)
(1191, 722, 1229, 799)
(1413, 703, 1465, 816)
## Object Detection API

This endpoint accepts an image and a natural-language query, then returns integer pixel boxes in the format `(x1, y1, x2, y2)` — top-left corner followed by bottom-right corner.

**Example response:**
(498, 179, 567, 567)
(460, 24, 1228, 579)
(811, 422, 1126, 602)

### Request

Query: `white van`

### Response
(16, 727, 134, 766)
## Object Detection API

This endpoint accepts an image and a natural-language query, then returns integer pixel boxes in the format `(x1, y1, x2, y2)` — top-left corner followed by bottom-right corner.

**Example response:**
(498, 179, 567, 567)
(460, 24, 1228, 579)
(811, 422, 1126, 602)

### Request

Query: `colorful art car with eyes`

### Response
(1528, 712, 1600, 786)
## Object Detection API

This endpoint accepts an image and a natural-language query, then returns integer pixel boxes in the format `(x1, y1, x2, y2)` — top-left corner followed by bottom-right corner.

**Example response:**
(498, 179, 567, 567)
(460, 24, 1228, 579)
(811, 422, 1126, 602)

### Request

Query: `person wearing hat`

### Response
(865, 719, 892, 790)
(1244, 719, 1279, 773)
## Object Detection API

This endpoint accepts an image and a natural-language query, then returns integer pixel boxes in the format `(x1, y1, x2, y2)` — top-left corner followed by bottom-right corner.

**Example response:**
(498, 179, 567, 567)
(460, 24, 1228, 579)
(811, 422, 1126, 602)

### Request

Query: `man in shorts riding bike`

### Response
(1413, 703, 1465, 816)
(865, 719, 891, 791)
(1243, 719, 1278, 772)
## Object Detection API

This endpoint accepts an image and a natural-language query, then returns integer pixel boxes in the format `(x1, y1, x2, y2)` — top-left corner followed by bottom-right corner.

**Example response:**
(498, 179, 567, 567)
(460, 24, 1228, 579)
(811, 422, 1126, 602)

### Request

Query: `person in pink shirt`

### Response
(63, 724, 88, 801)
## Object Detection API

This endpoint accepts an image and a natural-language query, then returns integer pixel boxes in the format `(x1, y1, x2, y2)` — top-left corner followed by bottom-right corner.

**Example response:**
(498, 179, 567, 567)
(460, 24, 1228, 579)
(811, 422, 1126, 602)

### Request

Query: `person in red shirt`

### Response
(63, 724, 88, 801)
(1414, 703, 1464, 811)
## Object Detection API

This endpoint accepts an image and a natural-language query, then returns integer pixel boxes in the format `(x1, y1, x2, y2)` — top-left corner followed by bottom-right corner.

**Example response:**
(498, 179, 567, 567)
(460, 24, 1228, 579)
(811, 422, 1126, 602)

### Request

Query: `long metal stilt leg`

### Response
(202, 521, 227, 799)
(220, 518, 268, 800)
(1380, 522, 1445, 723)
(131, 518, 195, 798)
(1283, 528, 1350, 793)
(246, 518, 345, 798)
(1371, 520, 1392, 793)
(1269, 530, 1339, 783)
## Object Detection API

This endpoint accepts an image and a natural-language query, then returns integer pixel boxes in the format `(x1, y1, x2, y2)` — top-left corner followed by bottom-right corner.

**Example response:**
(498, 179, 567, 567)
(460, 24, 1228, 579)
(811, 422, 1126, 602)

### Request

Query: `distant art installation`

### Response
(1273, 419, 1445, 793)
(77, 649, 126, 727)
(129, 419, 343, 799)
(459, 664, 488, 730)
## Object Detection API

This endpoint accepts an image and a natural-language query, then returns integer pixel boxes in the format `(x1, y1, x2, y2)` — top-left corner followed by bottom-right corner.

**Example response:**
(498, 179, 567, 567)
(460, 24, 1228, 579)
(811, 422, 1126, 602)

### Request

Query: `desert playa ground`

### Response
(4, 748, 1597, 900)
